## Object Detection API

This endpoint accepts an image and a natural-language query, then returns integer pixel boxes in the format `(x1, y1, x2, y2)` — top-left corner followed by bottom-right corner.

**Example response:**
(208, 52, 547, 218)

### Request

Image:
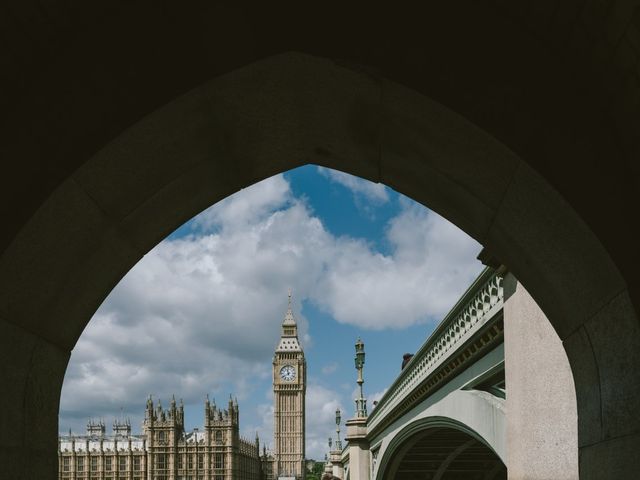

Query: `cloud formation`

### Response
(305, 385, 344, 457)
(313, 199, 483, 329)
(60, 169, 483, 461)
(317, 166, 390, 220)
(317, 167, 389, 205)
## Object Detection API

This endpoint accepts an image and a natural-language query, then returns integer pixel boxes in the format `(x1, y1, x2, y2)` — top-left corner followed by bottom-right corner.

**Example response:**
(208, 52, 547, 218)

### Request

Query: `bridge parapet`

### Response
(367, 267, 503, 434)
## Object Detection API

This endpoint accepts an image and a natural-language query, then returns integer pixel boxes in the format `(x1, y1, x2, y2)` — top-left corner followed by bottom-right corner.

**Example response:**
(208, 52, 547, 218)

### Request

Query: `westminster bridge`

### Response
(329, 266, 578, 480)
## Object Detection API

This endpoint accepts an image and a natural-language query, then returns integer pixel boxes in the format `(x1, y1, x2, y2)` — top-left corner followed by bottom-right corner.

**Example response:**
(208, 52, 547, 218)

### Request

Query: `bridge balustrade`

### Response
(367, 267, 503, 434)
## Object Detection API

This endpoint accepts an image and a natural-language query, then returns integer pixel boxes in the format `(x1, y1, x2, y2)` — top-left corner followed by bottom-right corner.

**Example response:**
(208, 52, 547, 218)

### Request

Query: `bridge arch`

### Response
(1, 51, 638, 477)
(374, 390, 505, 480)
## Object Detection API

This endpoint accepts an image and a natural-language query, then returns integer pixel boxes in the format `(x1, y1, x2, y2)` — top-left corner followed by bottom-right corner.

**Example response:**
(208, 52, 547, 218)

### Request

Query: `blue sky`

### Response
(59, 165, 483, 460)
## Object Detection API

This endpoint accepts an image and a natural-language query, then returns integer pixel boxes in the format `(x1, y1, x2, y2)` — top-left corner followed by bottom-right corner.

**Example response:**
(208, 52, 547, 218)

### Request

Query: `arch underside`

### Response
(389, 427, 506, 480)
(373, 385, 506, 480)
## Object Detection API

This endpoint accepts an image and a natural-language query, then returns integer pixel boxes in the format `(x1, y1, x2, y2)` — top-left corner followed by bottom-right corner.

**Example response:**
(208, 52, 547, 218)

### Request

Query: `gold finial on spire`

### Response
(288, 288, 292, 306)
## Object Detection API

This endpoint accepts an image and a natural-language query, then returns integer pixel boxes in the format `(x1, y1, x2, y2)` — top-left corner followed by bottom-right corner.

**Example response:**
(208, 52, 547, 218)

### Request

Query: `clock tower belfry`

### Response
(273, 291, 306, 480)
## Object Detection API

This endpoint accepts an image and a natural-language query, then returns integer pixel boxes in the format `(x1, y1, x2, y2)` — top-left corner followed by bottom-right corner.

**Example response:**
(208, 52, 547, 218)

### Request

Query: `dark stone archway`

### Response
(1, 3, 639, 478)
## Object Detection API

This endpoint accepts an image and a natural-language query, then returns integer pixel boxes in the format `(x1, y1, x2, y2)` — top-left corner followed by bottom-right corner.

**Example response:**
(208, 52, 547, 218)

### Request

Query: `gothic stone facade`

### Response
(58, 396, 266, 480)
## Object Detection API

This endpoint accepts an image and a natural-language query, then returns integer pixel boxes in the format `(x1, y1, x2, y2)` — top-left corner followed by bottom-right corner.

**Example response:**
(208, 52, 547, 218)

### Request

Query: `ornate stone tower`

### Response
(273, 291, 306, 479)
(143, 395, 184, 477)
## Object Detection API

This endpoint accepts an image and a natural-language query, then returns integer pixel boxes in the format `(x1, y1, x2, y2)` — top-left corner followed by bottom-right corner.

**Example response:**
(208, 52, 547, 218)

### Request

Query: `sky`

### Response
(59, 165, 484, 460)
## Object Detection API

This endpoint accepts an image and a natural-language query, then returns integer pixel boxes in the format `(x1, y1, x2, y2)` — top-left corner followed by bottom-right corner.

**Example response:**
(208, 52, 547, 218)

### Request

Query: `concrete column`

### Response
(503, 274, 578, 479)
(324, 459, 334, 478)
(330, 450, 344, 479)
(345, 418, 369, 480)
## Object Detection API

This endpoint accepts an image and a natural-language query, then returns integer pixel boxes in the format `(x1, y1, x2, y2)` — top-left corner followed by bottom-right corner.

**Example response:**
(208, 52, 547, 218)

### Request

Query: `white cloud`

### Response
(317, 166, 389, 206)
(322, 363, 339, 375)
(60, 169, 483, 456)
(304, 384, 345, 460)
(311, 202, 483, 329)
(242, 397, 275, 453)
(61, 176, 307, 433)
(369, 388, 388, 413)
(193, 175, 292, 232)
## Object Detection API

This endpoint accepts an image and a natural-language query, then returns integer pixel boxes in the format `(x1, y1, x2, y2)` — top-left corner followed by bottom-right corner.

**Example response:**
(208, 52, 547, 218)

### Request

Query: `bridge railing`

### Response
(367, 267, 503, 433)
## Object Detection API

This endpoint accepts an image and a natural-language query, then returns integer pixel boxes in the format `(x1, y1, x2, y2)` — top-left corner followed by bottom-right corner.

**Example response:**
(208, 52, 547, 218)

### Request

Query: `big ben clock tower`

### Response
(273, 291, 306, 479)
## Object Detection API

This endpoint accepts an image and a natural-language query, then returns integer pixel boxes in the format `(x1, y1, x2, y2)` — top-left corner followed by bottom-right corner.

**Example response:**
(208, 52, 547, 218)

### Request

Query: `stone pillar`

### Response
(503, 273, 578, 479)
(345, 418, 369, 480)
(329, 450, 344, 479)
(324, 459, 333, 478)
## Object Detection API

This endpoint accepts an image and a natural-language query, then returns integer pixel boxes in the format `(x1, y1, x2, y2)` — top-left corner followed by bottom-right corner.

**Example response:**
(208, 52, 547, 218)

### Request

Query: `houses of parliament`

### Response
(58, 296, 306, 480)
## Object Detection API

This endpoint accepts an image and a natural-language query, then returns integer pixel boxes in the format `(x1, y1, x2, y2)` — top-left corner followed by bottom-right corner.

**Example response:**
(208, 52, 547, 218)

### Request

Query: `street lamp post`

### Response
(354, 337, 367, 418)
(335, 408, 342, 450)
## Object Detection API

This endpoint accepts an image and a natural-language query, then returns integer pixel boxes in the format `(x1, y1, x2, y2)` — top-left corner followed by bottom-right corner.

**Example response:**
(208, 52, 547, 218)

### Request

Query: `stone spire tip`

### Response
(282, 289, 297, 326)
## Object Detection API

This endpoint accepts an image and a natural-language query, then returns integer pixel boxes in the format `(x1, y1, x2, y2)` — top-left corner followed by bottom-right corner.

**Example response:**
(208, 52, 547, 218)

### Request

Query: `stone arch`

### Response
(374, 390, 506, 480)
(377, 419, 506, 480)
(1, 52, 638, 478)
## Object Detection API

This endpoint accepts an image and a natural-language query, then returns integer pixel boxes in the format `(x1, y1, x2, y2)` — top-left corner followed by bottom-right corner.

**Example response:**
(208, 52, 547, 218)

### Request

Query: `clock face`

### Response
(280, 365, 296, 382)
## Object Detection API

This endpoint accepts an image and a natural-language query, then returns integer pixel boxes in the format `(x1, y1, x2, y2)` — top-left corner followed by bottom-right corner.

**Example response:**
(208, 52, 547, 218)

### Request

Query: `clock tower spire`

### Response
(273, 291, 306, 479)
